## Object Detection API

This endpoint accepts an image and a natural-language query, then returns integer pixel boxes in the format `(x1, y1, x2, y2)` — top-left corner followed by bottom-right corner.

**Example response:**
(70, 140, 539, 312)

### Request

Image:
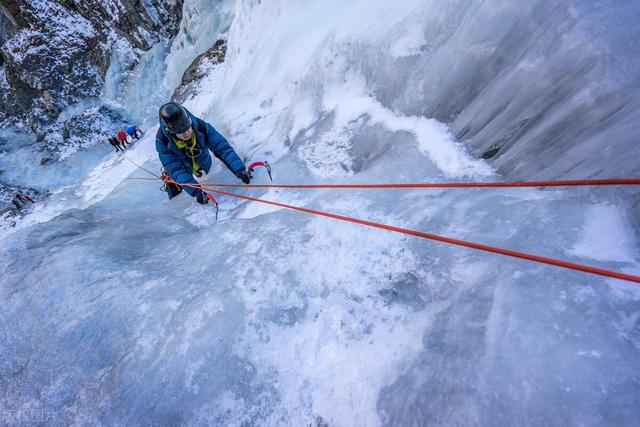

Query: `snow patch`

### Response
(568, 204, 638, 263)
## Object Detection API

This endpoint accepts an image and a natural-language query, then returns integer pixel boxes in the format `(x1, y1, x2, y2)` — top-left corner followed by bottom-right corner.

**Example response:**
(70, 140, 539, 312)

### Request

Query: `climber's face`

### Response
(176, 127, 193, 141)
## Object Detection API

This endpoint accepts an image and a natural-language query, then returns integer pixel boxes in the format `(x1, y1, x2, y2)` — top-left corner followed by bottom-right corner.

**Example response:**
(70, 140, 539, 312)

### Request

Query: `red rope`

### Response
(159, 176, 640, 284)
(198, 177, 640, 189)
(202, 187, 640, 284)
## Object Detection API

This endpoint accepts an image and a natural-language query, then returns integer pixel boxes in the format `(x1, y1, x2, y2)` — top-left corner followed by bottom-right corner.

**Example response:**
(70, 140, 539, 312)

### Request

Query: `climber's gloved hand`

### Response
(236, 168, 252, 184)
(194, 189, 209, 205)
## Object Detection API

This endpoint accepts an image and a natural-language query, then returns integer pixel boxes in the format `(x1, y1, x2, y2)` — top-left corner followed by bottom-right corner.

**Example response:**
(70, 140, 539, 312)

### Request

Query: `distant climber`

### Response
(155, 102, 251, 204)
(12, 193, 34, 210)
(108, 136, 124, 152)
(117, 129, 130, 147)
(126, 125, 143, 140)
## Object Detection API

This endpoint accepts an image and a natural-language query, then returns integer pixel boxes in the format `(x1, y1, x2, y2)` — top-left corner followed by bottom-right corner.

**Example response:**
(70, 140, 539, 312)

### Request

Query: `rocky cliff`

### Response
(172, 38, 227, 103)
(0, 0, 184, 152)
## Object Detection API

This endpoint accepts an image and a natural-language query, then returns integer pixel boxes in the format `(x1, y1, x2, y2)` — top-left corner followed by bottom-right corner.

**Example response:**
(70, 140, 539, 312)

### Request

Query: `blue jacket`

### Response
(155, 109, 246, 196)
(126, 125, 139, 136)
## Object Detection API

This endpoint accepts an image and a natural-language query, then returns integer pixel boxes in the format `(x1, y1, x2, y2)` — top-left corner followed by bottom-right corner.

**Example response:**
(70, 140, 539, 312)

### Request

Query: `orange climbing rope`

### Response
(196, 177, 640, 189)
(204, 187, 640, 284)
(157, 171, 640, 284)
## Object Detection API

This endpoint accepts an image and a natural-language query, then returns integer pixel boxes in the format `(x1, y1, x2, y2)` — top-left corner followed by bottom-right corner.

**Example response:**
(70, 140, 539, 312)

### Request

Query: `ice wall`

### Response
(1, 1, 639, 426)
(197, 0, 640, 182)
(381, 1, 640, 181)
(102, 0, 234, 123)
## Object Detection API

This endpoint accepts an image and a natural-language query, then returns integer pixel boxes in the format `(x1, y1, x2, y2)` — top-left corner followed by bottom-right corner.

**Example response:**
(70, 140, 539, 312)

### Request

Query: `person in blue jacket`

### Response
(155, 102, 251, 204)
(126, 125, 143, 140)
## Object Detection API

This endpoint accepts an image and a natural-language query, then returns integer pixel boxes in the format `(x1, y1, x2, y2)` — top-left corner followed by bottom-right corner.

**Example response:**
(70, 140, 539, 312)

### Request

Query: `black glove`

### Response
(236, 168, 252, 184)
(195, 189, 208, 205)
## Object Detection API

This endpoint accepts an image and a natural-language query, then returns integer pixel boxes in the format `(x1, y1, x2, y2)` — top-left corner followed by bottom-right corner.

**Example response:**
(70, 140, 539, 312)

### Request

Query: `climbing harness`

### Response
(159, 172, 219, 219)
(160, 171, 182, 199)
(126, 155, 219, 217)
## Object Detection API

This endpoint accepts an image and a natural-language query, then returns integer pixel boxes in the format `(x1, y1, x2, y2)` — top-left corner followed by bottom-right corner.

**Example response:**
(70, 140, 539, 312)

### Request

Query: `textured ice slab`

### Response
(2, 0, 640, 426)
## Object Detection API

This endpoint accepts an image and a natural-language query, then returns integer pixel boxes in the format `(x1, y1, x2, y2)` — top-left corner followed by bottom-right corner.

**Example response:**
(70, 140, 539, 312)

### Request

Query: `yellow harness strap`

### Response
(173, 132, 200, 174)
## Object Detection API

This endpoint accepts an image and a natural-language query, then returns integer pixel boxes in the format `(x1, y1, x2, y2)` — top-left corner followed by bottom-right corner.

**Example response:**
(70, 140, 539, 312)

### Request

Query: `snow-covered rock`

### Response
(1, 1, 640, 425)
(172, 38, 227, 103)
(0, 0, 184, 145)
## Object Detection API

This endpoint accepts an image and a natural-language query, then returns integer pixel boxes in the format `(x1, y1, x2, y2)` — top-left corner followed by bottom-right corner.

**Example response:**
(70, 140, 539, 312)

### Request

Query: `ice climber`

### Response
(126, 125, 143, 140)
(12, 193, 34, 210)
(155, 102, 252, 204)
(108, 136, 124, 152)
(117, 129, 130, 146)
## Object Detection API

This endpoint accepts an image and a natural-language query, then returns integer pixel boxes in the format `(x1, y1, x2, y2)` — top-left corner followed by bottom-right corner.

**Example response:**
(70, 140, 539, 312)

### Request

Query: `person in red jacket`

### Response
(12, 193, 34, 210)
(116, 129, 130, 147)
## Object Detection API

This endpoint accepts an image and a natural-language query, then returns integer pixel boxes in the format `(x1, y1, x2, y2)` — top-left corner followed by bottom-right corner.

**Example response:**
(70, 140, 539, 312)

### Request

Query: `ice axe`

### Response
(248, 161, 272, 181)
(204, 192, 219, 221)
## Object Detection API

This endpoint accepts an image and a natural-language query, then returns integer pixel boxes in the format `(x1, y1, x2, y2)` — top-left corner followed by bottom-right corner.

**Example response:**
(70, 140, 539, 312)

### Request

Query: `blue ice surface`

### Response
(1, 0, 640, 425)
(0, 127, 113, 190)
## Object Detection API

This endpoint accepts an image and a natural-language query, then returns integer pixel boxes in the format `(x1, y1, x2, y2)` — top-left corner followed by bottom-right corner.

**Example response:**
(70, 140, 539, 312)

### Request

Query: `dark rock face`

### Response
(0, 0, 183, 134)
(173, 39, 227, 103)
(2, 2, 107, 123)
(0, 4, 20, 122)
(0, 6, 17, 48)
(63, 0, 185, 51)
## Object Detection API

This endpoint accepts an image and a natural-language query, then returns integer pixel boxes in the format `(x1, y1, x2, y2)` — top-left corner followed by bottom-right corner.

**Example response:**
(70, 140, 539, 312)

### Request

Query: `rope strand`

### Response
(197, 177, 640, 189)
(132, 163, 640, 284)
(204, 187, 640, 284)
(124, 155, 161, 178)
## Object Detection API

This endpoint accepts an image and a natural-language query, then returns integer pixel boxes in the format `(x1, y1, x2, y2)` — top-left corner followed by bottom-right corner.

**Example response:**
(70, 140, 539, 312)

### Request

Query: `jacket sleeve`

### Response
(203, 122, 246, 175)
(155, 131, 200, 197)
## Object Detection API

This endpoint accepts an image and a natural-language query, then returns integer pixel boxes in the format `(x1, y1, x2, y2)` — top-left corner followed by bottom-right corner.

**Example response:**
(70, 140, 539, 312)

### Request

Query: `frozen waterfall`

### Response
(1, 1, 639, 425)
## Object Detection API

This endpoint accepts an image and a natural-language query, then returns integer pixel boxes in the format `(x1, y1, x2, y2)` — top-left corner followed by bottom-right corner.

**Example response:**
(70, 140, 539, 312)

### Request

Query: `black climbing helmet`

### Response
(159, 102, 192, 134)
